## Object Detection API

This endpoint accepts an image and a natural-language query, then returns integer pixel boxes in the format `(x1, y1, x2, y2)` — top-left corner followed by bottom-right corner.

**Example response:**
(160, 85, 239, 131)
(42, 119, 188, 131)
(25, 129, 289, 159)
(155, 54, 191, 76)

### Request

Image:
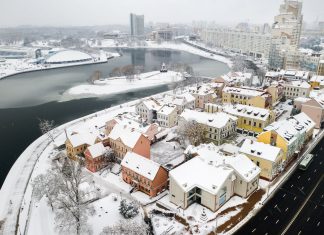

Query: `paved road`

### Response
(235, 138, 324, 235)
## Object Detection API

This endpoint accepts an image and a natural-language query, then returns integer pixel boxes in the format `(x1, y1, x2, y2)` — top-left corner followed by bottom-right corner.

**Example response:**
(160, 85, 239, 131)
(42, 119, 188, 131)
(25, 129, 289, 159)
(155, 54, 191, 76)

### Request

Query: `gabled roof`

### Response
(68, 132, 97, 147)
(180, 109, 237, 129)
(223, 104, 270, 121)
(87, 142, 108, 158)
(158, 105, 177, 116)
(240, 139, 281, 162)
(121, 152, 161, 181)
(108, 124, 143, 148)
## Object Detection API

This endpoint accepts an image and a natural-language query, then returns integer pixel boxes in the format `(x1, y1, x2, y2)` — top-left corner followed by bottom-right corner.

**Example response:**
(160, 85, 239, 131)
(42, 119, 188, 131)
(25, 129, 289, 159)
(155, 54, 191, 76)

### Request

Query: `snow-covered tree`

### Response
(119, 199, 139, 219)
(101, 219, 149, 235)
(177, 120, 207, 146)
(32, 157, 95, 234)
(38, 119, 55, 142)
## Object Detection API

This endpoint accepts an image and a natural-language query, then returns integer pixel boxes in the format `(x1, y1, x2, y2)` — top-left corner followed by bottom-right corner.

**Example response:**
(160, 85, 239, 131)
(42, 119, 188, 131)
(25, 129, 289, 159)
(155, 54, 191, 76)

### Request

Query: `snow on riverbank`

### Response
(93, 39, 233, 67)
(62, 71, 184, 99)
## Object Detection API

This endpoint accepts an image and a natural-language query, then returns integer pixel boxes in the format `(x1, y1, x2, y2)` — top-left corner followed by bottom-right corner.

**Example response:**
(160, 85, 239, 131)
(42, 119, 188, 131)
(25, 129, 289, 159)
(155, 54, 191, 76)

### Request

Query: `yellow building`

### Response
(239, 139, 283, 181)
(222, 87, 272, 109)
(222, 104, 275, 136)
(266, 82, 284, 104)
(65, 133, 97, 160)
(309, 75, 324, 89)
(257, 112, 314, 163)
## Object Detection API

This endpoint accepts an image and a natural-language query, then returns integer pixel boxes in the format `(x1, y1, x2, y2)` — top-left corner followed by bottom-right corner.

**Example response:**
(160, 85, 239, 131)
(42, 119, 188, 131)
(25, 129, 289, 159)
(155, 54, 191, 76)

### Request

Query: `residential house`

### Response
(222, 87, 272, 109)
(257, 112, 314, 163)
(84, 142, 112, 172)
(189, 84, 217, 109)
(222, 104, 275, 136)
(266, 82, 284, 104)
(179, 109, 237, 145)
(157, 105, 178, 128)
(169, 143, 260, 211)
(283, 80, 311, 99)
(162, 93, 195, 114)
(108, 124, 150, 161)
(214, 72, 252, 86)
(136, 98, 162, 123)
(204, 103, 223, 113)
(239, 139, 283, 181)
(121, 152, 168, 197)
(301, 97, 324, 128)
(65, 132, 99, 160)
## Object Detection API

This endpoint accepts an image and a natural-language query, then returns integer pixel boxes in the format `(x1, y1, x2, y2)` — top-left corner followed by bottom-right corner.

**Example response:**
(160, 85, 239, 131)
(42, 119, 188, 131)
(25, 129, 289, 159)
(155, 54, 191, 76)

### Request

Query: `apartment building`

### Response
(179, 109, 237, 145)
(157, 105, 178, 128)
(283, 80, 311, 99)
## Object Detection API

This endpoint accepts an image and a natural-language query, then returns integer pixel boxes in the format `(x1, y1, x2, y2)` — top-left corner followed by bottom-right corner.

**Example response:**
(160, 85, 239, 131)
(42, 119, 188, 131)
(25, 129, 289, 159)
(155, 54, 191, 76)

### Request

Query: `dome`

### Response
(45, 50, 93, 64)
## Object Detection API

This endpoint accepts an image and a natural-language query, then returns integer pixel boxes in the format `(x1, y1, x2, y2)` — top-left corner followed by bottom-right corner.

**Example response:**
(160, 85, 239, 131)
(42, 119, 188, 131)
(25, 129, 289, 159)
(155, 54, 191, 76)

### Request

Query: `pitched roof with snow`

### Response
(223, 87, 265, 97)
(179, 92, 196, 103)
(87, 142, 108, 158)
(121, 152, 161, 181)
(108, 124, 143, 148)
(140, 98, 162, 111)
(223, 104, 270, 121)
(239, 139, 281, 162)
(284, 80, 311, 89)
(68, 132, 97, 147)
(180, 109, 237, 129)
(158, 105, 177, 116)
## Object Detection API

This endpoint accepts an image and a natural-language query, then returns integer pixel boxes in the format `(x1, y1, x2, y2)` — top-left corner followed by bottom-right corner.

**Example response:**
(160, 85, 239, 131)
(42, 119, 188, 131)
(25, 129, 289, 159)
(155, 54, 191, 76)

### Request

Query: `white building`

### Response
(283, 80, 311, 99)
(162, 93, 196, 114)
(200, 28, 271, 58)
(157, 105, 178, 128)
(136, 98, 162, 123)
(179, 109, 237, 145)
(188, 84, 217, 109)
(169, 143, 260, 211)
(130, 13, 145, 38)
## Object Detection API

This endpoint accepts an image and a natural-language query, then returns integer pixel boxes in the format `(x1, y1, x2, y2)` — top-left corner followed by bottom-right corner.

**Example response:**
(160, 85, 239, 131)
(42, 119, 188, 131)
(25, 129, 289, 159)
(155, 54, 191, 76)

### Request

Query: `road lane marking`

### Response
(281, 175, 323, 235)
(298, 231, 302, 235)
(291, 184, 293, 188)
(283, 194, 286, 198)
(294, 196, 297, 200)
(285, 207, 289, 212)
(264, 216, 268, 220)
(307, 217, 310, 222)
(308, 177, 311, 181)
(317, 222, 321, 227)
(252, 228, 256, 233)
(276, 219, 279, 224)
(298, 175, 300, 179)
(314, 169, 317, 173)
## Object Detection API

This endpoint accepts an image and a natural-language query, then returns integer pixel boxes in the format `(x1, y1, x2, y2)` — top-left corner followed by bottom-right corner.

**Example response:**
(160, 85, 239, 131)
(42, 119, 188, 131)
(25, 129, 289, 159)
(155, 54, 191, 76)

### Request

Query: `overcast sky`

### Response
(1, 0, 323, 27)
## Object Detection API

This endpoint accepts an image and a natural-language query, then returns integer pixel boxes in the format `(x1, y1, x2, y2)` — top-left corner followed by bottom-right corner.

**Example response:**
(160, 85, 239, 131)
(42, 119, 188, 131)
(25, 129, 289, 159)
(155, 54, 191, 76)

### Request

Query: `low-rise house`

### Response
(157, 105, 178, 128)
(84, 142, 112, 172)
(169, 143, 260, 211)
(179, 109, 237, 145)
(121, 152, 168, 197)
(309, 75, 324, 89)
(105, 116, 161, 143)
(293, 97, 311, 111)
(283, 80, 311, 99)
(301, 97, 324, 128)
(108, 124, 150, 161)
(265, 70, 310, 82)
(239, 139, 283, 181)
(163, 93, 196, 114)
(222, 104, 275, 136)
(189, 84, 217, 109)
(215, 72, 252, 86)
(204, 103, 223, 113)
(266, 82, 284, 104)
(257, 112, 314, 163)
(65, 132, 99, 160)
(136, 98, 162, 123)
(222, 87, 272, 109)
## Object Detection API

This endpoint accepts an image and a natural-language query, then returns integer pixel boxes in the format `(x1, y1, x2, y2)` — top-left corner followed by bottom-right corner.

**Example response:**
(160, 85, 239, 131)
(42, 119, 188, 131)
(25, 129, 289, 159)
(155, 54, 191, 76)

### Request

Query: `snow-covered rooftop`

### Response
(239, 139, 281, 162)
(310, 75, 324, 85)
(45, 50, 93, 63)
(87, 142, 108, 158)
(108, 124, 143, 148)
(67, 132, 97, 147)
(223, 87, 265, 97)
(121, 152, 160, 181)
(158, 105, 177, 116)
(284, 80, 311, 89)
(222, 104, 270, 121)
(140, 98, 162, 111)
(180, 109, 237, 129)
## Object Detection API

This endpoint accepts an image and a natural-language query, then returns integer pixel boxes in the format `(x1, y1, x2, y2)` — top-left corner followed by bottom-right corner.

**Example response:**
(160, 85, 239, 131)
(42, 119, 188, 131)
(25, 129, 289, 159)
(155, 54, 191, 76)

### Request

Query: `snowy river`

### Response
(0, 48, 229, 186)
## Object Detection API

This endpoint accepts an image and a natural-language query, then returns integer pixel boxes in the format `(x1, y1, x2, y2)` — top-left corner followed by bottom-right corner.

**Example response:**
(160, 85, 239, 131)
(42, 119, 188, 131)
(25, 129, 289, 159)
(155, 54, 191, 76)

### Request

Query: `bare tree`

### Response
(177, 120, 207, 146)
(33, 157, 96, 234)
(101, 219, 149, 235)
(39, 119, 55, 142)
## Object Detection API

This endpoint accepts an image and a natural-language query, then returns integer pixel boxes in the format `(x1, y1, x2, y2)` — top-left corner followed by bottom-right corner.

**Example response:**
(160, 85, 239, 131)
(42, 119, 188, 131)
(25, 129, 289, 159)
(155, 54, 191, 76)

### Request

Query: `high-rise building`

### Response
(269, 0, 303, 70)
(130, 13, 145, 38)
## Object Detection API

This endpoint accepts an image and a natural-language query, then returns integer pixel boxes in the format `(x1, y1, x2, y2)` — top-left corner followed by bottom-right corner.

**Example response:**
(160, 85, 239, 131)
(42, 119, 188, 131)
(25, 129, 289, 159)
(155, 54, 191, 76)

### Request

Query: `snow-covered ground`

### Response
(91, 39, 233, 67)
(62, 71, 184, 99)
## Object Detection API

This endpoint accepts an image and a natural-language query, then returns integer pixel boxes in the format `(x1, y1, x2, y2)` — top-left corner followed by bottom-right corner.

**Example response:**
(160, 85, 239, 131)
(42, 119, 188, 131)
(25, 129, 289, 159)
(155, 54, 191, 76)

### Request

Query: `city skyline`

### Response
(1, 0, 324, 28)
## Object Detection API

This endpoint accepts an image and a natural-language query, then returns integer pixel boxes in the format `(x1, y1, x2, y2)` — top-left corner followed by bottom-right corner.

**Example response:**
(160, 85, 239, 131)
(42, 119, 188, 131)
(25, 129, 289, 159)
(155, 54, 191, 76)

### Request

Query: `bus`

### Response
(299, 154, 314, 171)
